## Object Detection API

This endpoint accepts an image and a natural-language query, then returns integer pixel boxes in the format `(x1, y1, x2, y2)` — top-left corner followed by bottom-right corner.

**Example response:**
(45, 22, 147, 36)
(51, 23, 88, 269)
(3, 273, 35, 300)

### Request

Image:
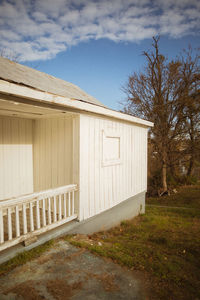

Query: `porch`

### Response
(0, 98, 80, 251)
(0, 184, 77, 252)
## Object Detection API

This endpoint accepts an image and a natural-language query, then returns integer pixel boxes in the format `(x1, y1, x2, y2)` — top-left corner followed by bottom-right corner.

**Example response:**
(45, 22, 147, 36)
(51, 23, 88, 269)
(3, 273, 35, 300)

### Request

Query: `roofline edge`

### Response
(0, 79, 154, 128)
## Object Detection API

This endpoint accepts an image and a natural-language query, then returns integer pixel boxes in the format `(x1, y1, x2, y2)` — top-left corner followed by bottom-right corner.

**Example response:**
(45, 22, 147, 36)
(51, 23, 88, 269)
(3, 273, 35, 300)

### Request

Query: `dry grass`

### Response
(66, 185, 200, 299)
(1, 185, 199, 299)
(147, 184, 200, 208)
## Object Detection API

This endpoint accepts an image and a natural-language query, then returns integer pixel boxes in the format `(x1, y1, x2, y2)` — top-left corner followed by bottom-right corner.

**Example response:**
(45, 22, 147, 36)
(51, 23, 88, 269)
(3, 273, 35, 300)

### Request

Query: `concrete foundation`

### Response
(0, 191, 146, 265)
(69, 190, 146, 234)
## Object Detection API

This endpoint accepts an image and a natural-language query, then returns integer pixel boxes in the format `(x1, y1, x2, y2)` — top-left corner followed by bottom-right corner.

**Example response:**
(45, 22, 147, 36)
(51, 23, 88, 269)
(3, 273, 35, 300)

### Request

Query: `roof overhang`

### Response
(0, 79, 154, 128)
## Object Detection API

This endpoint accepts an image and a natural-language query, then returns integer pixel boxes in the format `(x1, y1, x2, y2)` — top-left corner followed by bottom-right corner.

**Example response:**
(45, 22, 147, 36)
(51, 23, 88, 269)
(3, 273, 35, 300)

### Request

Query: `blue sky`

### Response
(0, 0, 199, 110)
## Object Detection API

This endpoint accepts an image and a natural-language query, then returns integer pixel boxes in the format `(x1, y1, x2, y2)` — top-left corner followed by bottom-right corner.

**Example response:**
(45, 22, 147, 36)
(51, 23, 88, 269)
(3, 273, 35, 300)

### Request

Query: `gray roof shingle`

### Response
(0, 57, 105, 107)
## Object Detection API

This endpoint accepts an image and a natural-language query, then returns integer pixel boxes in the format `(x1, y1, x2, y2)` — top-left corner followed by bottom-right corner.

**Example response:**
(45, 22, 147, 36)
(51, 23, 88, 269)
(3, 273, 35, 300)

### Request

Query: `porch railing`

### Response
(0, 184, 77, 252)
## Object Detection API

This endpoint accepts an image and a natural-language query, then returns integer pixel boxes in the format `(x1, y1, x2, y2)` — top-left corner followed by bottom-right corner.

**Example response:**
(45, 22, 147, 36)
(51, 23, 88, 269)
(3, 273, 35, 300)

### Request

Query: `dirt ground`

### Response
(0, 240, 146, 300)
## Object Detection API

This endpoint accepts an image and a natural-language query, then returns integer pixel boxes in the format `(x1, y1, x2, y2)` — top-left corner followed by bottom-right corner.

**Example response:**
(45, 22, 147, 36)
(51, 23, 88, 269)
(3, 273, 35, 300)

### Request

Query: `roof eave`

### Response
(0, 79, 154, 128)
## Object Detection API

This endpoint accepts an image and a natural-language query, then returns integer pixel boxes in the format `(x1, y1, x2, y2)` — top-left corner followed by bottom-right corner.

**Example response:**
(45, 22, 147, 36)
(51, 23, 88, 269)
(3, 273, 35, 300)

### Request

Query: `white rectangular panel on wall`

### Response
(33, 116, 73, 192)
(102, 130, 121, 166)
(79, 114, 148, 221)
(0, 116, 33, 200)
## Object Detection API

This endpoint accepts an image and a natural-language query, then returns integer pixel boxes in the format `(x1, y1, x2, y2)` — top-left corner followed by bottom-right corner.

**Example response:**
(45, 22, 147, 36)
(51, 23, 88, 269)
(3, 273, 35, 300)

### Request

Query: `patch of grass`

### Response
(0, 240, 55, 276)
(147, 184, 200, 209)
(66, 185, 200, 300)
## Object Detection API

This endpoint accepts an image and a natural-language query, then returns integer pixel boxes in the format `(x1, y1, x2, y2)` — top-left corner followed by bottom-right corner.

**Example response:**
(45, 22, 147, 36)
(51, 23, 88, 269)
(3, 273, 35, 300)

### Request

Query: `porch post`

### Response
(73, 115, 81, 220)
(0, 209, 4, 244)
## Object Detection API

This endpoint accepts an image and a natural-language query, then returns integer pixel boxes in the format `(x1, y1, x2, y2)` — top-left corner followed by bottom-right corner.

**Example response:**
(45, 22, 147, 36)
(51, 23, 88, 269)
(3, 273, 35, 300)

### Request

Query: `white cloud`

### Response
(0, 2, 18, 19)
(0, 0, 199, 61)
(32, 12, 49, 22)
(0, 30, 21, 41)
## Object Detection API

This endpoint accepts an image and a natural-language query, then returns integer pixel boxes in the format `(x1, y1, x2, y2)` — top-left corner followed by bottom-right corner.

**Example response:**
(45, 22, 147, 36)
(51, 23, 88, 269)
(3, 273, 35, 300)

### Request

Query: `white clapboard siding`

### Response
(79, 114, 148, 221)
(33, 116, 73, 192)
(0, 116, 33, 200)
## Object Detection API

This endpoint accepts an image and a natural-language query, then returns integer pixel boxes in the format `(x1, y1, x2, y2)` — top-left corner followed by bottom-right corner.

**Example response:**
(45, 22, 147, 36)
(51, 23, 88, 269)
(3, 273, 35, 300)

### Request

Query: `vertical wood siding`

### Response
(0, 116, 33, 200)
(33, 117, 73, 192)
(79, 115, 148, 220)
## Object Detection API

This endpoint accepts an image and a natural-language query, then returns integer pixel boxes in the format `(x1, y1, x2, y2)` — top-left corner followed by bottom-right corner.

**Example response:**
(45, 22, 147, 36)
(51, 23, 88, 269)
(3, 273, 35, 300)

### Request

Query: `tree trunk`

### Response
(187, 154, 194, 176)
(162, 149, 168, 191)
(187, 117, 195, 177)
(162, 162, 168, 191)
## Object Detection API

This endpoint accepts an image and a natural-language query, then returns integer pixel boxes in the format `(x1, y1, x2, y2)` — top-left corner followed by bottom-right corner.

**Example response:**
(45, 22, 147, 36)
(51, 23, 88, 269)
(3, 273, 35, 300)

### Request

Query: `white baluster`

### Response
(53, 196, 57, 222)
(42, 198, 46, 227)
(58, 194, 62, 220)
(15, 205, 20, 237)
(7, 208, 12, 240)
(30, 202, 34, 232)
(63, 193, 67, 218)
(0, 209, 4, 244)
(36, 200, 40, 229)
(48, 197, 52, 225)
(68, 192, 71, 217)
(23, 204, 27, 235)
(72, 191, 75, 215)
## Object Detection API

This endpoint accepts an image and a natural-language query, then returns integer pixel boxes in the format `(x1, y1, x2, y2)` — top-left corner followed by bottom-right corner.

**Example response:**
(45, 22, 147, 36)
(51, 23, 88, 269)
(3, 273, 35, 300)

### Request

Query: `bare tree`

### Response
(0, 48, 41, 70)
(178, 47, 200, 176)
(0, 48, 19, 62)
(123, 37, 185, 192)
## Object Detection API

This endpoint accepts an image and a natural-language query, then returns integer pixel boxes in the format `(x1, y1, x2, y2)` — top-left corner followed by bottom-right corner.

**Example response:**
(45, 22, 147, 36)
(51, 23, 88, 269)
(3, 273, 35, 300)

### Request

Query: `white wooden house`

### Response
(0, 57, 153, 254)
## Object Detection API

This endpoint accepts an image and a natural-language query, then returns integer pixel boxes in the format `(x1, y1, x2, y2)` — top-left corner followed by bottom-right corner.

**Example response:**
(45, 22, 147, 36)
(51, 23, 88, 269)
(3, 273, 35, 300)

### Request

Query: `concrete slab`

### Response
(0, 240, 145, 300)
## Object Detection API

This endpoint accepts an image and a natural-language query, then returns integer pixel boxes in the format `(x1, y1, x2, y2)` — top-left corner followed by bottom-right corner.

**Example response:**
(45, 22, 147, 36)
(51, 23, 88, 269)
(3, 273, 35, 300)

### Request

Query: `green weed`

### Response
(0, 240, 55, 276)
